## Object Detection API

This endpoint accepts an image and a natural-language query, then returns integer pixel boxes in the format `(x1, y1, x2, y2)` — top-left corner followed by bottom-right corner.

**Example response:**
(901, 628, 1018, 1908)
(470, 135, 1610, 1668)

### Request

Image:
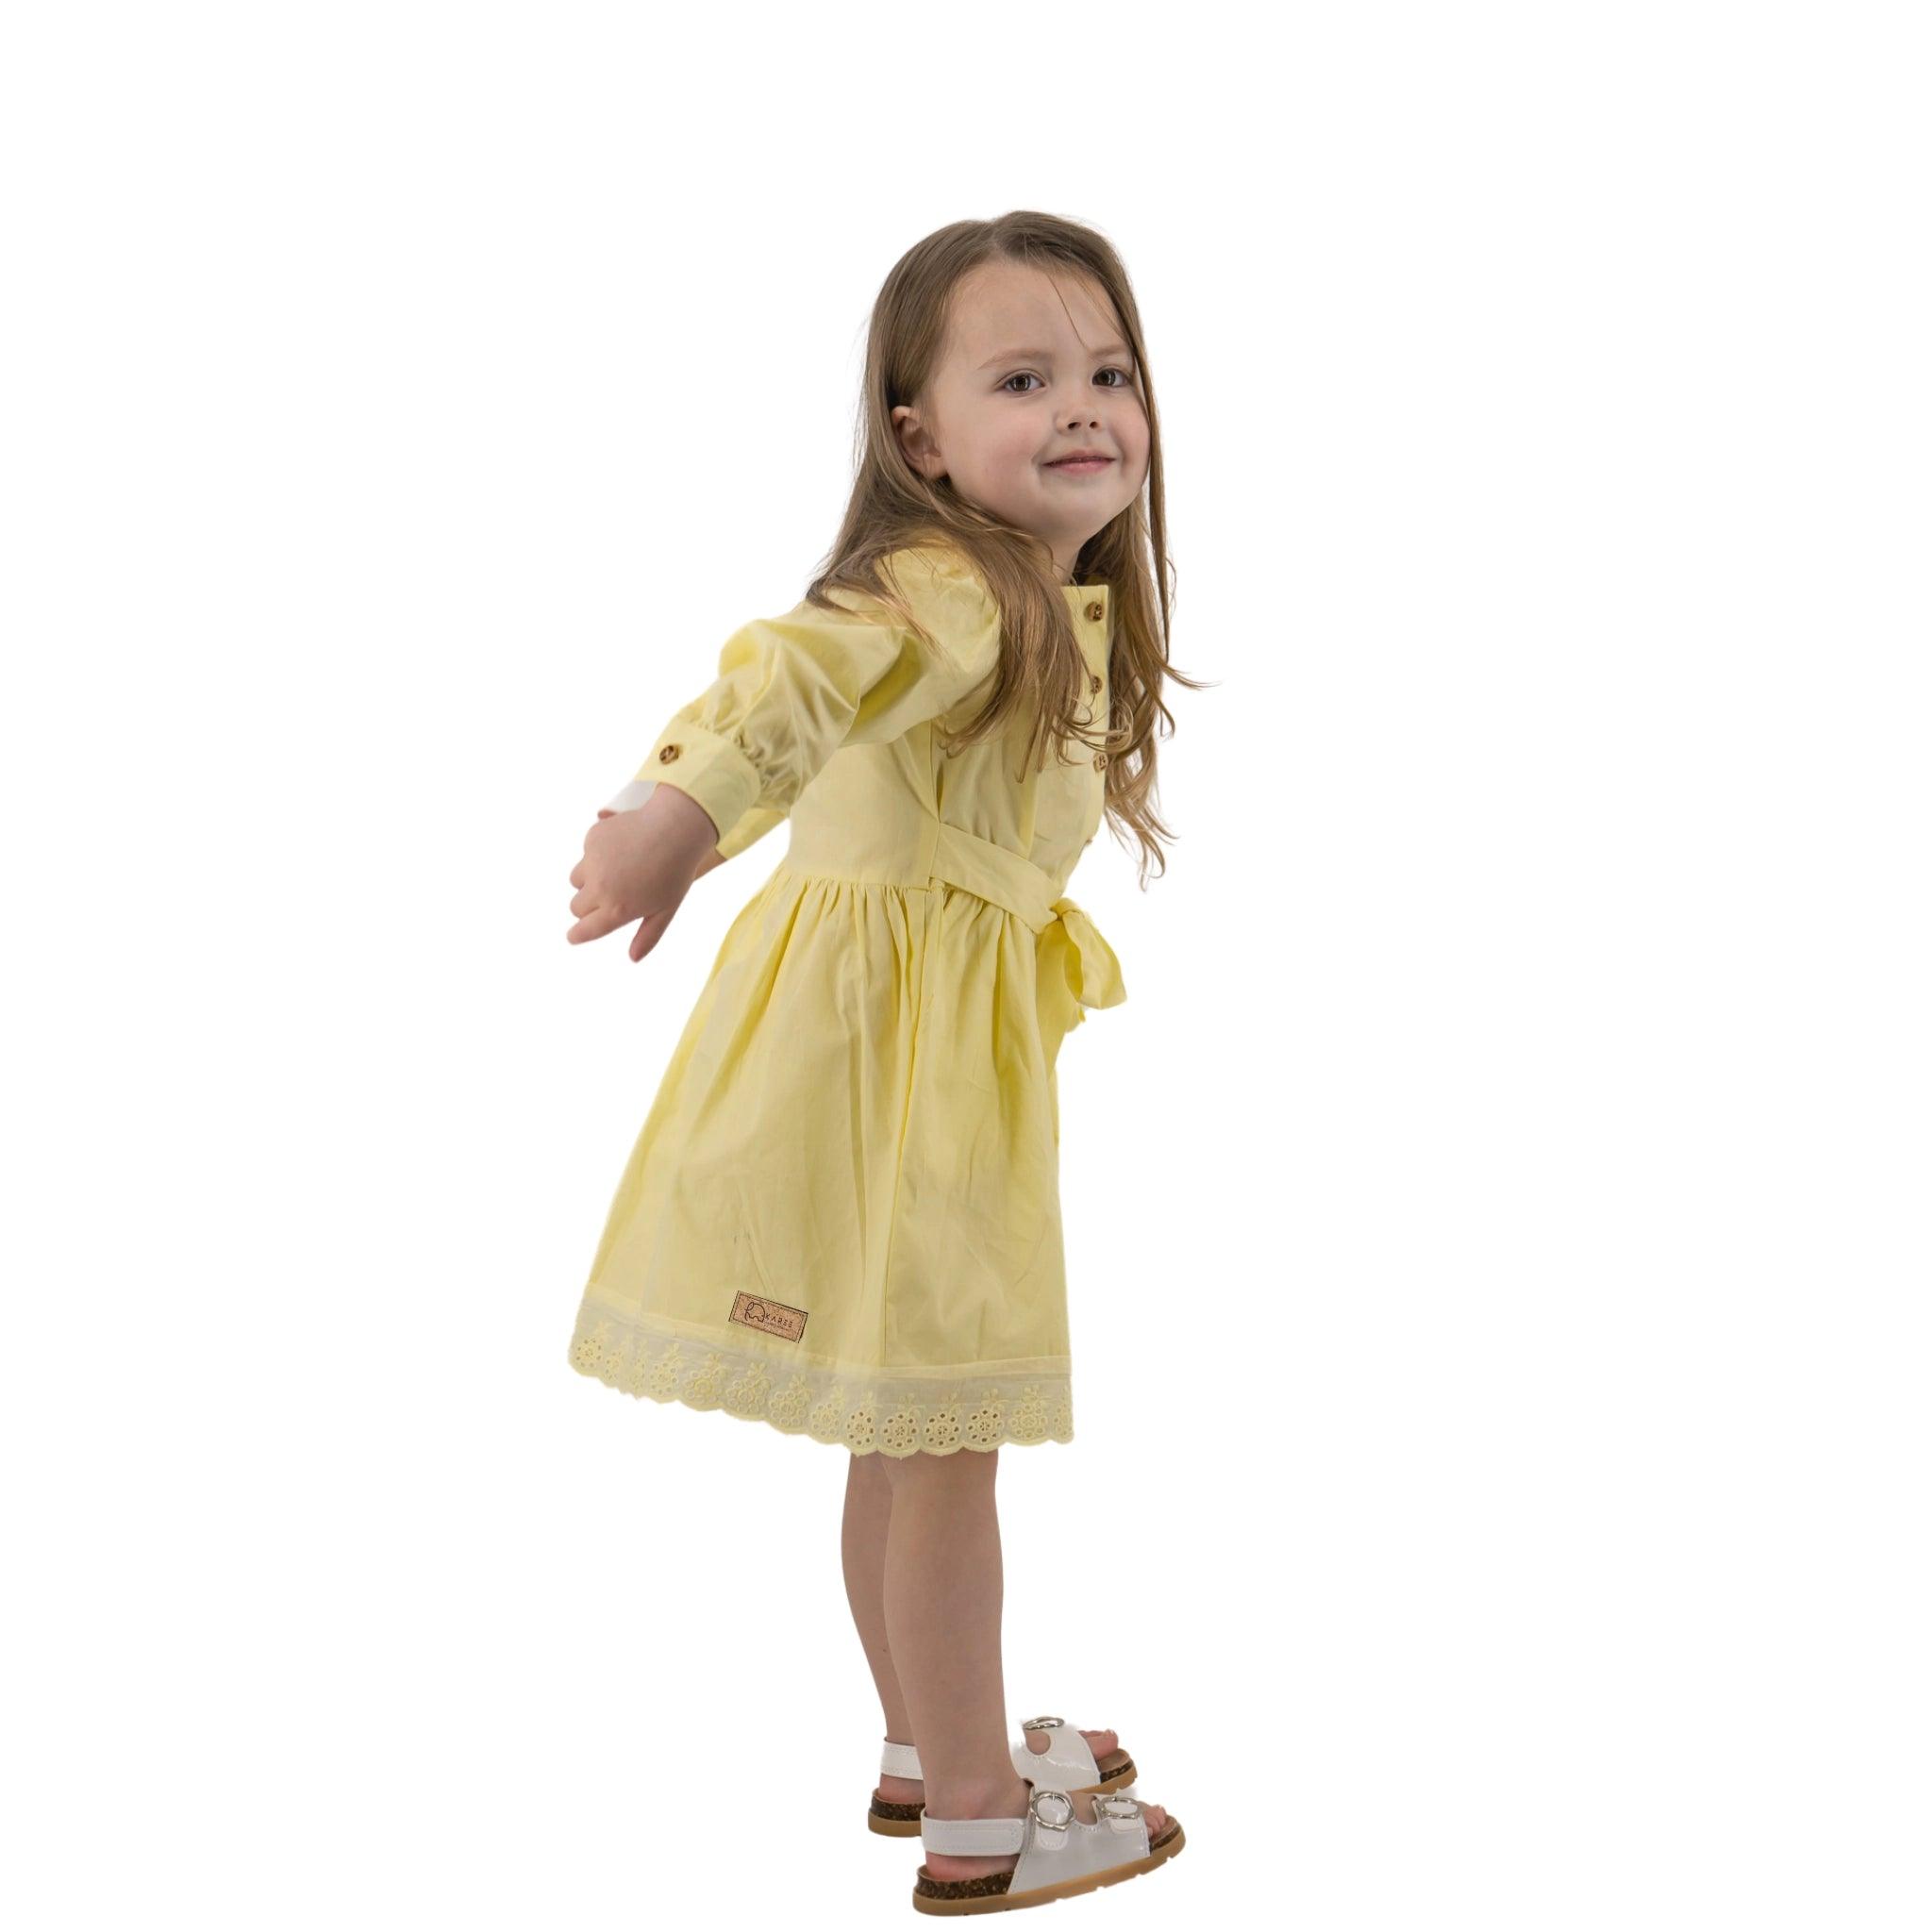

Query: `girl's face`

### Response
(892, 260, 1150, 582)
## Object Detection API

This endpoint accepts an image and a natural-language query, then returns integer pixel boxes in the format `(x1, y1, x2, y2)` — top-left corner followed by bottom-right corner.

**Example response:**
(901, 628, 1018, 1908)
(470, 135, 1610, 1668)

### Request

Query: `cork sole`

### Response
(911, 1815, 1184, 1913)
(867, 1753, 1138, 1838)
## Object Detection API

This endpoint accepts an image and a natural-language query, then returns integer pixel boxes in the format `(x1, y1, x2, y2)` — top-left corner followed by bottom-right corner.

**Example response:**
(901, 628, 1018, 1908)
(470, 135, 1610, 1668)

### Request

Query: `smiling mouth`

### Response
(1046, 456, 1115, 469)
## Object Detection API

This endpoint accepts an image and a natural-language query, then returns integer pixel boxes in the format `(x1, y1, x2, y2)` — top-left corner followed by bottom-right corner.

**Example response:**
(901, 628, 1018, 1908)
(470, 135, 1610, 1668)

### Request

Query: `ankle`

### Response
(923, 1773, 1030, 1821)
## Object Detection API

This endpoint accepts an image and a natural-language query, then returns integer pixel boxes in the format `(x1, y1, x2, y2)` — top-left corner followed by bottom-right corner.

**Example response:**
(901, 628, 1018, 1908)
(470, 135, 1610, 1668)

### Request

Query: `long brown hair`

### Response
(802, 211, 1208, 886)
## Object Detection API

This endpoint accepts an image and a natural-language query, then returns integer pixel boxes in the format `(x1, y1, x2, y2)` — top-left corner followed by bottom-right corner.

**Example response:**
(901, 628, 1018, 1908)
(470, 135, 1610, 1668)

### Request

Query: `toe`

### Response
(1078, 1727, 1119, 1757)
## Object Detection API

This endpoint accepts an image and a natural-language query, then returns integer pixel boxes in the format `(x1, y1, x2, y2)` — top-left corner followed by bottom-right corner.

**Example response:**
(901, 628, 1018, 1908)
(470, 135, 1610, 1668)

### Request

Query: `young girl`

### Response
(564, 212, 1200, 1915)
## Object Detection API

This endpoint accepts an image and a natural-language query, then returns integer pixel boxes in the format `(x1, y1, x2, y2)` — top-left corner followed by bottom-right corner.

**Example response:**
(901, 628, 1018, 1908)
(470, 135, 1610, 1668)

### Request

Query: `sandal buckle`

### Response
(1028, 1787, 1075, 1836)
(1021, 1714, 1064, 1733)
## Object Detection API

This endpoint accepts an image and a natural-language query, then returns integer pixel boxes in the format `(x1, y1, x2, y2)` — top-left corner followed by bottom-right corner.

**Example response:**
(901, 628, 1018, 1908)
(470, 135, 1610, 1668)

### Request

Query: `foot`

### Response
(875, 1725, 1127, 1808)
(879, 1730, 1169, 1884)
(911, 1769, 1173, 1885)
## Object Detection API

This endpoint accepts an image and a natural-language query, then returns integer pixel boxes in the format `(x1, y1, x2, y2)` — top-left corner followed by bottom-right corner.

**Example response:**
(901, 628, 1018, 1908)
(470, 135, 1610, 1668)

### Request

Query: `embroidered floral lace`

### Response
(568, 1306, 1074, 1457)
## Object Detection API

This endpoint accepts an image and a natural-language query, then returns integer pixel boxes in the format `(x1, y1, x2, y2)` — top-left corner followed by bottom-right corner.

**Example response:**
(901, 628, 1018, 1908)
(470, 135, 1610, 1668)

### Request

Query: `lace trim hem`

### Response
(566, 1305, 1074, 1457)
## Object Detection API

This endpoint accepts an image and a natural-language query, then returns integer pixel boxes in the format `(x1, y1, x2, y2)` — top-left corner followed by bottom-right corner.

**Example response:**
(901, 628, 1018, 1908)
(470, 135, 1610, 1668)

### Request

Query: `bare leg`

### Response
(879, 1446, 1031, 1880)
(841, 1450, 911, 1751)
(873, 1446, 1169, 1882)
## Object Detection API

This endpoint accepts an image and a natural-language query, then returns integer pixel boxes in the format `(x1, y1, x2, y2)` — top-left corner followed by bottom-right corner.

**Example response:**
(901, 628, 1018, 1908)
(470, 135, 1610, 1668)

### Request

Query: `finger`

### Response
(628, 907, 675, 963)
(570, 859, 585, 889)
(567, 902, 623, 945)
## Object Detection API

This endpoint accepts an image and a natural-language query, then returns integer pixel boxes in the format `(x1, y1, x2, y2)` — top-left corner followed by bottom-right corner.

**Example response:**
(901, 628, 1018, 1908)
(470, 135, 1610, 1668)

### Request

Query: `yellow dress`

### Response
(566, 542, 1126, 1457)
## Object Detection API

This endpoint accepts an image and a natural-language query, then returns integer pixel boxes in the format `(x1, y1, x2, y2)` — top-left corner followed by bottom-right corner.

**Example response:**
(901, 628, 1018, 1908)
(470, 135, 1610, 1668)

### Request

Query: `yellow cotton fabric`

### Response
(566, 543, 1126, 1457)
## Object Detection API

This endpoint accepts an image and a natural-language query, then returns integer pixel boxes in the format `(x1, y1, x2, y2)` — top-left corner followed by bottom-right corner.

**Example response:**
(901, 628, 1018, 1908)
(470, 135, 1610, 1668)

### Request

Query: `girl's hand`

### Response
(591, 808, 729, 879)
(566, 788, 725, 961)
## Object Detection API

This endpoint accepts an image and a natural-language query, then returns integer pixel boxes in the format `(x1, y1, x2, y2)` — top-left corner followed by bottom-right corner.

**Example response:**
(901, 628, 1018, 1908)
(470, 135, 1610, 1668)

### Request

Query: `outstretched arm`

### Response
(620, 547, 1002, 855)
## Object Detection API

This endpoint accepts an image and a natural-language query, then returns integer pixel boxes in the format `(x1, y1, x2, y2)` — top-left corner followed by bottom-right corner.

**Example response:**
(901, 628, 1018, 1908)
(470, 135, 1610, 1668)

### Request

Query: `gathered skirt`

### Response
(566, 817, 1125, 1458)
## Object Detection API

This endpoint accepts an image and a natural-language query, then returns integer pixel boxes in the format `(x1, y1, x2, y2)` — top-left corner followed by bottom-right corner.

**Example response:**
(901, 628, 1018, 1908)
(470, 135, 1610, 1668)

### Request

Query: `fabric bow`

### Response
(1040, 895, 1126, 1012)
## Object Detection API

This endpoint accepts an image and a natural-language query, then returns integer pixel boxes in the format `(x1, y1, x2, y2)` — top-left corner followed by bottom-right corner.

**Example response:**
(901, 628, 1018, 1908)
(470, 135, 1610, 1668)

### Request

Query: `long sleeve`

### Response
(623, 544, 1003, 854)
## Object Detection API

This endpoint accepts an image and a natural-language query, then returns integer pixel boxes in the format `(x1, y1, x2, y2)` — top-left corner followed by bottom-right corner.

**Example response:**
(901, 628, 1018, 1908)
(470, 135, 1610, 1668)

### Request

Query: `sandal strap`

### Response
(1009, 1790, 1154, 1892)
(1010, 1713, 1103, 1789)
(879, 1737, 922, 1780)
(923, 1790, 1157, 1887)
(919, 1812, 1026, 1855)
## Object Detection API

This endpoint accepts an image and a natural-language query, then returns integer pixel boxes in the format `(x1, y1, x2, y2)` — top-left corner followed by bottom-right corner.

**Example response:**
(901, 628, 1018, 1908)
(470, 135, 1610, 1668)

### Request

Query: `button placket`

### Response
(1071, 585, 1108, 759)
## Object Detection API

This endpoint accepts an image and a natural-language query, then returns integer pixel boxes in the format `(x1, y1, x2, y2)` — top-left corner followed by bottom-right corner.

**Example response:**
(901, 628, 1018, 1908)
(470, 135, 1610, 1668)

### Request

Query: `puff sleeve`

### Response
(609, 545, 1003, 858)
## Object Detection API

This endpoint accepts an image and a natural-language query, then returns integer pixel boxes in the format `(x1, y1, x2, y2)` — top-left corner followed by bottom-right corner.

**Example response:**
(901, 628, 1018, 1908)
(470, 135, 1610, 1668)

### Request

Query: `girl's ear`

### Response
(891, 402, 943, 481)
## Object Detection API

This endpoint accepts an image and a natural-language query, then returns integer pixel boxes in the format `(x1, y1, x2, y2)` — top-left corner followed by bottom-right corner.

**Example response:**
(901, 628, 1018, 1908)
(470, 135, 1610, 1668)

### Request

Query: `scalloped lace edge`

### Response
(567, 1305, 1074, 1457)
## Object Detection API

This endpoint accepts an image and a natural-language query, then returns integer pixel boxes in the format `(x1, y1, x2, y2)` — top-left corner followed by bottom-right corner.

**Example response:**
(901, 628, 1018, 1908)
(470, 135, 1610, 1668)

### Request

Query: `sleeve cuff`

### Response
(636, 720, 762, 841)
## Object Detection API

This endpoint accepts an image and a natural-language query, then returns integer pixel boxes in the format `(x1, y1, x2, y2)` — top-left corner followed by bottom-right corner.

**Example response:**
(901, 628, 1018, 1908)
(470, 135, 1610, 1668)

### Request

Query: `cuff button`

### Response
(658, 743, 683, 763)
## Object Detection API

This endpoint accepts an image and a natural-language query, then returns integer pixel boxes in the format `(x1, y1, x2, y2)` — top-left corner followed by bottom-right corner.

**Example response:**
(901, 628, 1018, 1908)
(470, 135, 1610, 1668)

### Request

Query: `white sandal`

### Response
(869, 1714, 1140, 1837)
(912, 1784, 1185, 1914)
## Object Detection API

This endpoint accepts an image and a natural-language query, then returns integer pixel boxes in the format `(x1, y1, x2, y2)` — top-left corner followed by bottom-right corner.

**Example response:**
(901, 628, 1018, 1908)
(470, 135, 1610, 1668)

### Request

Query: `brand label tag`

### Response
(727, 1291, 808, 1341)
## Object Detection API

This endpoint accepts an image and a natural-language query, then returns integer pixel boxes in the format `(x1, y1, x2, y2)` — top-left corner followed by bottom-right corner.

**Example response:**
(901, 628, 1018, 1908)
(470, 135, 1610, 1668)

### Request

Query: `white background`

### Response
(5, 4, 1926, 1926)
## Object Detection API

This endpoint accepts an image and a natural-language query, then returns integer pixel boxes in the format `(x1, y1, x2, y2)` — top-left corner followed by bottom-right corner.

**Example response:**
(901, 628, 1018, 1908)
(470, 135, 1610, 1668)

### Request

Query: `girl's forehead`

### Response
(942, 265, 1124, 363)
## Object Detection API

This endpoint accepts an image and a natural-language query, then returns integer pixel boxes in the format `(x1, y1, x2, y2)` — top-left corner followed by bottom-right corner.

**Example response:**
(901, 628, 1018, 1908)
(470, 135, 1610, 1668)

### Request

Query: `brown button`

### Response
(658, 743, 682, 763)
(1092, 751, 1108, 770)
(1088, 672, 1102, 694)
(1084, 600, 1104, 623)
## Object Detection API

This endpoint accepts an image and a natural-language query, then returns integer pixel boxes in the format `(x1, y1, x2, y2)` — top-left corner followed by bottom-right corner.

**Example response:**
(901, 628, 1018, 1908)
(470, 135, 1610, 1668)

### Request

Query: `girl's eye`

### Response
(1001, 367, 1136, 394)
